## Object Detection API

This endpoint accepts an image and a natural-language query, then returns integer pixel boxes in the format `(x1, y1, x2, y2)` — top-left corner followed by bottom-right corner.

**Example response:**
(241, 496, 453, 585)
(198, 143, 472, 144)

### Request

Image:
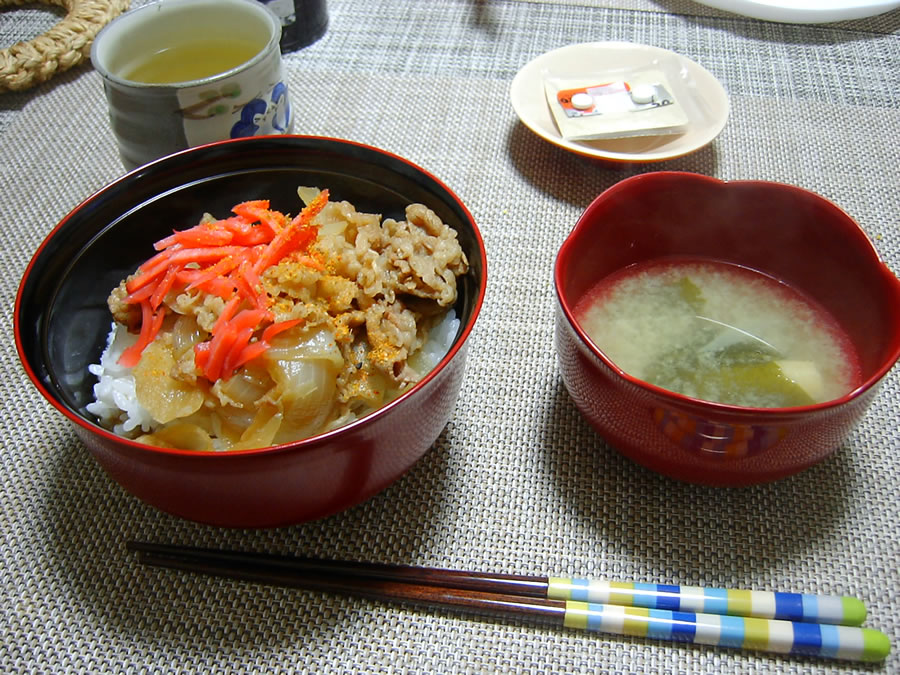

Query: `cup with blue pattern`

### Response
(91, 0, 293, 170)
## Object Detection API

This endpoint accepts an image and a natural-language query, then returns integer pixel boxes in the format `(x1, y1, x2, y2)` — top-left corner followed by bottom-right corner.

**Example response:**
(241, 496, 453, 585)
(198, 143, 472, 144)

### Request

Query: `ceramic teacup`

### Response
(91, 0, 293, 170)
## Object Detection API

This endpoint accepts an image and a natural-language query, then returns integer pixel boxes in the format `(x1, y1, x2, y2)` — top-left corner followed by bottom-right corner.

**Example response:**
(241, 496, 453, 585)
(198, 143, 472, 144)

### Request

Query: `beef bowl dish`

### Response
(16, 135, 487, 527)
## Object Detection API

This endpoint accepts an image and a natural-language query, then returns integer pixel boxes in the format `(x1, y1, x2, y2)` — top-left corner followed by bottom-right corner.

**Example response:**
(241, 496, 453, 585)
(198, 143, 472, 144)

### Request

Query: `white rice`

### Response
(419, 309, 460, 370)
(86, 310, 460, 438)
(85, 322, 158, 437)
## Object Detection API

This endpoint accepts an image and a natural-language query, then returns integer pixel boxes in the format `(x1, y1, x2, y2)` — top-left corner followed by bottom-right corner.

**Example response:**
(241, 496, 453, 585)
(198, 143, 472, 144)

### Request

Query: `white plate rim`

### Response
(692, 0, 900, 23)
(510, 42, 730, 163)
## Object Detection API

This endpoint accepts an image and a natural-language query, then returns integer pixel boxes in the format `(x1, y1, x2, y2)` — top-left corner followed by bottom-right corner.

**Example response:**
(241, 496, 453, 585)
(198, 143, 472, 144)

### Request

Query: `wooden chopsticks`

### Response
(128, 541, 562, 623)
(127, 542, 890, 663)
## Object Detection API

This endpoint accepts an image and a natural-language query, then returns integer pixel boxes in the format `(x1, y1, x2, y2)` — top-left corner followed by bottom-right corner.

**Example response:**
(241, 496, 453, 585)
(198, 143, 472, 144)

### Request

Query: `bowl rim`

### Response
(554, 170, 900, 416)
(15, 134, 488, 459)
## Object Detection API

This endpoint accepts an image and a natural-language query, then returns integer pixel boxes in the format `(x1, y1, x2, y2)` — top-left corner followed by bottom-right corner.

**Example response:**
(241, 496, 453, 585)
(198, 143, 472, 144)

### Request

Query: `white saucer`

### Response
(510, 42, 730, 163)
(692, 0, 899, 23)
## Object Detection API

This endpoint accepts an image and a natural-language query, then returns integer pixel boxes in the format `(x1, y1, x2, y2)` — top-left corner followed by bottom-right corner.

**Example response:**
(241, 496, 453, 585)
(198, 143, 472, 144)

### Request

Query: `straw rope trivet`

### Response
(0, 0, 129, 93)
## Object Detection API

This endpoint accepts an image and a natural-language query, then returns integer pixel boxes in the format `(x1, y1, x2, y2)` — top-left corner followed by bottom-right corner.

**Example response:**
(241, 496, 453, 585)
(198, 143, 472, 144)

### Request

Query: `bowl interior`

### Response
(18, 136, 486, 427)
(556, 172, 900, 389)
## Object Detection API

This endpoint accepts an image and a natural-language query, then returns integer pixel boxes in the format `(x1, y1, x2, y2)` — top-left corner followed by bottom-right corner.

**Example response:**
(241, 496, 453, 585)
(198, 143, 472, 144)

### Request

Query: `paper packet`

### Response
(544, 67, 689, 141)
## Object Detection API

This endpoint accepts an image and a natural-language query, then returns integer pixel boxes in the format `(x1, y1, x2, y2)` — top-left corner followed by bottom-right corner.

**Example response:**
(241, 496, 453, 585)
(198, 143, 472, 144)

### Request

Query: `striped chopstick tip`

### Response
(840, 596, 866, 626)
(547, 578, 868, 626)
(562, 602, 890, 662)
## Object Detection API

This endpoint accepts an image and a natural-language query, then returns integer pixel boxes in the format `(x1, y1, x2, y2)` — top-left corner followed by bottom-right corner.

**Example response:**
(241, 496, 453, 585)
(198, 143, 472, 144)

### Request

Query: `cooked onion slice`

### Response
(137, 423, 214, 451)
(134, 340, 205, 423)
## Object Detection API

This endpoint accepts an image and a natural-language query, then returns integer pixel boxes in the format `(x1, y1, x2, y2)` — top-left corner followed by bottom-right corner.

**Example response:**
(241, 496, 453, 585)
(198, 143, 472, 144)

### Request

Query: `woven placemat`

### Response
(1, 1, 898, 672)
(0, 0, 129, 93)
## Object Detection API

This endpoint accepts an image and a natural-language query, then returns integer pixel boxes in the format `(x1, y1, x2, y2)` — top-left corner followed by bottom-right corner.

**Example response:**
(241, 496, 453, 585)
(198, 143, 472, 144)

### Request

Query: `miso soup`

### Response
(574, 259, 861, 407)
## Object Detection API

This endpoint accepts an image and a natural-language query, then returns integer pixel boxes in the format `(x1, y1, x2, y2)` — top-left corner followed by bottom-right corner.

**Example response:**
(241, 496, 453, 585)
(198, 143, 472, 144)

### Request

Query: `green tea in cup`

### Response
(121, 37, 265, 84)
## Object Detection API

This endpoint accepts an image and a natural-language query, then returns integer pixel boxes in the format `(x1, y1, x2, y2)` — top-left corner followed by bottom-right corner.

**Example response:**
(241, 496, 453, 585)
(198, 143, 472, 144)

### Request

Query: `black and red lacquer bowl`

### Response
(15, 135, 487, 527)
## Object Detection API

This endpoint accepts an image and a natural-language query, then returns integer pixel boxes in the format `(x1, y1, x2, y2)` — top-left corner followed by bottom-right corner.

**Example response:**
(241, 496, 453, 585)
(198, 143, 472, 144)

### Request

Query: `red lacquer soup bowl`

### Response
(554, 172, 900, 485)
(15, 135, 487, 527)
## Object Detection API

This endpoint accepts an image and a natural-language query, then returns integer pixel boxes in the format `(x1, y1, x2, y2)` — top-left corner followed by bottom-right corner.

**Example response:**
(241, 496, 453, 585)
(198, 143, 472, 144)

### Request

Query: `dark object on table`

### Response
(260, 0, 328, 51)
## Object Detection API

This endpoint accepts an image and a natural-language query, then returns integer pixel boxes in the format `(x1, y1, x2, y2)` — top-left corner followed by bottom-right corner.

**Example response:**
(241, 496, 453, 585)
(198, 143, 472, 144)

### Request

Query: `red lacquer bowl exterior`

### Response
(554, 172, 900, 485)
(69, 341, 467, 527)
(15, 136, 487, 527)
